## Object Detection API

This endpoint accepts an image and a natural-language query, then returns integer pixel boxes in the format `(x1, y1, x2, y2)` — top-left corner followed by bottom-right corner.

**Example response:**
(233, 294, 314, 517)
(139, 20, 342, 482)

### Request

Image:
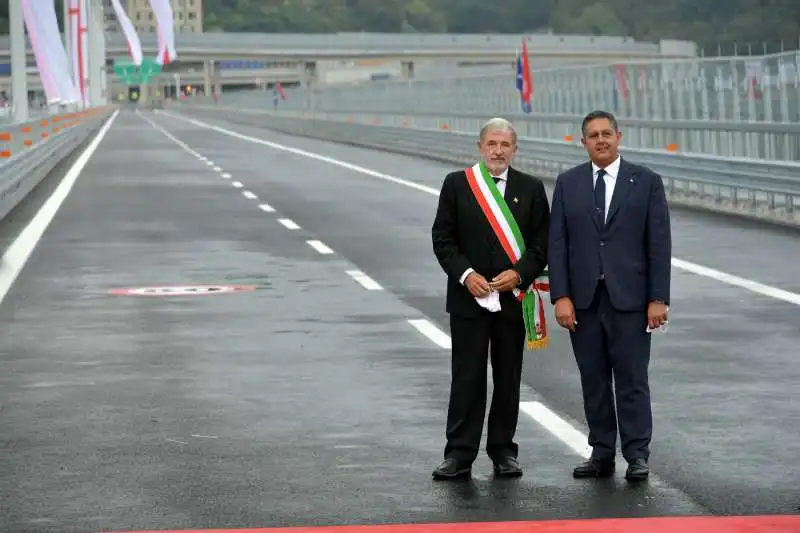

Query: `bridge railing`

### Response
(219, 49, 800, 162)
(0, 106, 113, 222)
(171, 99, 800, 228)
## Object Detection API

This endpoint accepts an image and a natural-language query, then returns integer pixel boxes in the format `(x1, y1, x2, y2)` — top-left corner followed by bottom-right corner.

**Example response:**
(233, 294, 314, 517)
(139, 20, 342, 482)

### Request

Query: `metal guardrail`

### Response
(174, 102, 800, 228)
(0, 106, 112, 222)
(222, 49, 800, 162)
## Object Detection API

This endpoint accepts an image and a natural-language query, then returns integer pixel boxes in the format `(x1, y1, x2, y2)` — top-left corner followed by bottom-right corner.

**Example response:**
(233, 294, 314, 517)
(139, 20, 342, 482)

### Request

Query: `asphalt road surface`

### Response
(0, 108, 797, 533)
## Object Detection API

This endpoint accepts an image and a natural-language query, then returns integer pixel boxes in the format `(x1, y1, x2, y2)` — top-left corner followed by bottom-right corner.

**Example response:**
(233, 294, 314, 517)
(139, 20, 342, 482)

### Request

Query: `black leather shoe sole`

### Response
(625, 469, 649, 481)
(494, 467, 523, 478)
(573, 462, 615, 478)
(432, 466, 471, 480)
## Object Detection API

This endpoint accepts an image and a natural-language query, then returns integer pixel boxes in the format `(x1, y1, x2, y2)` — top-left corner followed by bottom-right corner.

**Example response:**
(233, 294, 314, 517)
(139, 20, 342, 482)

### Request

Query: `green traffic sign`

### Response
(114, 58, 162, 85)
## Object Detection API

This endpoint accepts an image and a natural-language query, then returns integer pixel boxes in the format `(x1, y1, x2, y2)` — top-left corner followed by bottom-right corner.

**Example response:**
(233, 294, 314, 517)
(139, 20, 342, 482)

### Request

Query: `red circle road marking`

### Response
(108, 285, 257, 296)
(105, 515, 800, 533)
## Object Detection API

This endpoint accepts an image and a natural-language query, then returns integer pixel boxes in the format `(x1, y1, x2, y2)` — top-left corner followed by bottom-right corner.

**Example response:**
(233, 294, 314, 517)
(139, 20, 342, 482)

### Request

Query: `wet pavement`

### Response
(0, 108, 797, 533)
(157, 108, 800, 517)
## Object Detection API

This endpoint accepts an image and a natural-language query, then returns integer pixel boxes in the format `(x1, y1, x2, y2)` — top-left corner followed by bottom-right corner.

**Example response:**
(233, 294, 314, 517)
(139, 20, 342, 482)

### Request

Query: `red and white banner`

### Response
(148, 0, 177, 64)
(21, 0, 80, 104)
(67, 0, 90, 106)
(110, 0, 143, 65)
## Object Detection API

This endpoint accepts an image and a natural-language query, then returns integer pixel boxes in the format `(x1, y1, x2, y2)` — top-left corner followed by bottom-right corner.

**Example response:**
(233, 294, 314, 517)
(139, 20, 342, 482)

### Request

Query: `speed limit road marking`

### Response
(108, 285, 257, 296)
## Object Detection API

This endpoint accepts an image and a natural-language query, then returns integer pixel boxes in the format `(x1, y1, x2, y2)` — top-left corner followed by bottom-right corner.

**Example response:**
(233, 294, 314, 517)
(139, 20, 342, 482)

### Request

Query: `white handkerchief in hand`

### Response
(475, 290, 501, 312)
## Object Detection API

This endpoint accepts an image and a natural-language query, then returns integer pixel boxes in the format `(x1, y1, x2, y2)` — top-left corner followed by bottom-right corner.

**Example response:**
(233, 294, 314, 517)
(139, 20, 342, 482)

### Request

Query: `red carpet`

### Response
(114, 515, 800, 533)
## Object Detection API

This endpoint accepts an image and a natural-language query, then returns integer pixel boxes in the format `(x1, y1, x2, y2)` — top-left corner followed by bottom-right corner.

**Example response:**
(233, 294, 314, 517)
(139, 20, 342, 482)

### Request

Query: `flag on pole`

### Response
(272, 81, 286, 109)
(516, 38, 533, 113)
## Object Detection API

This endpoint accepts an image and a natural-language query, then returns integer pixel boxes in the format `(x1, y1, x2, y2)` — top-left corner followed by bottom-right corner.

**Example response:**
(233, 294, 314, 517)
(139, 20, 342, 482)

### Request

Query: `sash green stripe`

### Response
(477, 162, 526, 256)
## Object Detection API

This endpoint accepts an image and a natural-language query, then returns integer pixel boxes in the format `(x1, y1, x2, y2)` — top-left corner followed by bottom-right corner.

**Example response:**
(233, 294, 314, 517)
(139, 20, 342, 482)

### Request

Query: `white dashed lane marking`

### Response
(346, 270, 382, 290)
(242, 191, 257, 200)
(277, 218, 300, 230)
(307, 240, 334, 255)
(407, 319, 450, 349)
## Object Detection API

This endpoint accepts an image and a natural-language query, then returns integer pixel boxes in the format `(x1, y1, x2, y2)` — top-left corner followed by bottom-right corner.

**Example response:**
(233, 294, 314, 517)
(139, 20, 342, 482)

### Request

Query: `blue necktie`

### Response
(594, 169, 606, 224)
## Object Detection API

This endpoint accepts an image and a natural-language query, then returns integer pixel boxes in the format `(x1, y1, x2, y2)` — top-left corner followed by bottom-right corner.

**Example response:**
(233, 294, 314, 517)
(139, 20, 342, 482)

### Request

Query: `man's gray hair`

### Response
(479, 117, 517, 143)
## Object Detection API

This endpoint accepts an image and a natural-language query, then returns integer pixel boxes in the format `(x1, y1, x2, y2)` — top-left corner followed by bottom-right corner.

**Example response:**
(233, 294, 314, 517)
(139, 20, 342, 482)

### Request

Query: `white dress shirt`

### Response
(592, 155, 621, 224)
(459, 167, 508, 285)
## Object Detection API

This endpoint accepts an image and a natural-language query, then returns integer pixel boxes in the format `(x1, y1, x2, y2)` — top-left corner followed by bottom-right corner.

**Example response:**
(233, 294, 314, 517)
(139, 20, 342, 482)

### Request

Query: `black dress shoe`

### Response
(572, 458, 615, 478)
(625, 458, 649, 481)
(432, 458, 471, 480)
(493, 456, 523, 477)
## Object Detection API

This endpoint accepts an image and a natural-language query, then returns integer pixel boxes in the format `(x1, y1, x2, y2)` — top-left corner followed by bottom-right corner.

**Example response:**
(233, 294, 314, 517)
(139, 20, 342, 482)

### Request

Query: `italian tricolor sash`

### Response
(464, 161, 550, 350)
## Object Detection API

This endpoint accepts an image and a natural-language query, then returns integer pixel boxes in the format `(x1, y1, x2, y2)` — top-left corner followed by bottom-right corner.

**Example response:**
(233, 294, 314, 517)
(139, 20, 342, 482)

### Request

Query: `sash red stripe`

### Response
(464, 166, 519, 267)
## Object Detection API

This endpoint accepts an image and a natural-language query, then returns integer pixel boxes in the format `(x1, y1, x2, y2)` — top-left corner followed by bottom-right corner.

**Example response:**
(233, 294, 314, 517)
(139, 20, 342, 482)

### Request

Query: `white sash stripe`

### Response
(471, 163, 523, 261)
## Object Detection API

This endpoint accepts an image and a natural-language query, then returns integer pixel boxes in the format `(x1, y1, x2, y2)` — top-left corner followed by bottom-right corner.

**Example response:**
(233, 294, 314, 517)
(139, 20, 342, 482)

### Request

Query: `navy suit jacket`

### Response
(547, 157, 671, 311)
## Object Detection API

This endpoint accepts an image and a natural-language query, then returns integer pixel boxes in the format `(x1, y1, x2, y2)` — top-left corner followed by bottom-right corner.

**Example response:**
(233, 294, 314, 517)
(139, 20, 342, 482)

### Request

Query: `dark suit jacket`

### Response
(547, 157, 671, 312)
(431, 166, 550, 319)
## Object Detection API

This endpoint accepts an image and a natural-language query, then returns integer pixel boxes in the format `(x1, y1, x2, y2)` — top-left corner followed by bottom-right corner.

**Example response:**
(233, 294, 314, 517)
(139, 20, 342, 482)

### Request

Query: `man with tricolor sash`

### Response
(431, 117, 550, 480)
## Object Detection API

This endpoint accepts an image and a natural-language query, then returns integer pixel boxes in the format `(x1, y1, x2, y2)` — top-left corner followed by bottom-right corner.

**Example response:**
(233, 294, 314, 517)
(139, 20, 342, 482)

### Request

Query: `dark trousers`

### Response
(443, 311, 525, 463)
(569, 281, 653, 462)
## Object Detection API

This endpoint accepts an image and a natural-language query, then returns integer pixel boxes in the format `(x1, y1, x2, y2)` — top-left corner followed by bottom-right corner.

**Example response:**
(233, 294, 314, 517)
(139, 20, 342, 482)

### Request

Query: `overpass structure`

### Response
(0, 31, 699, 63)
(0, 31, 699, 98)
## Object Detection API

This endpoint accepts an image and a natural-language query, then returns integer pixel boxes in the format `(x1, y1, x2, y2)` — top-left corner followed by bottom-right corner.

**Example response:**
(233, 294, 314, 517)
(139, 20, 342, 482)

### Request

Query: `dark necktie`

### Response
(594, 169, 606, 224)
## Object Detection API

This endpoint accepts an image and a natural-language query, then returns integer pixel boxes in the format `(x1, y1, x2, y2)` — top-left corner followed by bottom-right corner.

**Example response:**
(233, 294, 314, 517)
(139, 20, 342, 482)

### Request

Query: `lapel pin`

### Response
(513, 197, 519, 203)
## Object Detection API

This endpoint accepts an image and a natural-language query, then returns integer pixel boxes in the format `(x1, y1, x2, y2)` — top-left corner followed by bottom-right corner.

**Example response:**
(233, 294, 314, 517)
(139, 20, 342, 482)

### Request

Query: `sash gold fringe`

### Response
(526, 337, 548, 350)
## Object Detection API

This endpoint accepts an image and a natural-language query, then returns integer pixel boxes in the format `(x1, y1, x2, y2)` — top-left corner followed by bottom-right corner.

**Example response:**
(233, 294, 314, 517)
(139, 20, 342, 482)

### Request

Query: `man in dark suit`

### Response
(430, 117, 550, 480)
(547, 110, 671, 481)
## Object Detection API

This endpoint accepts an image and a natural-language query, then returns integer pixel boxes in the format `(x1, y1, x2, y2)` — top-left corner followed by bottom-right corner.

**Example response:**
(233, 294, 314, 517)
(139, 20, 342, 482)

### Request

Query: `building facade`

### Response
(103, 0, 203, 34)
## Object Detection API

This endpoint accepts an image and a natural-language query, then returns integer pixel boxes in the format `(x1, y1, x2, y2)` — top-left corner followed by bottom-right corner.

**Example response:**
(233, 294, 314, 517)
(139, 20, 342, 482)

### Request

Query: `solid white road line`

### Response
(242, 191, 257, 200)
(519, 401, 592, 459)
(277, 218, 300, 230)
(408, 317, 592, 458)
(258, 203, 275, 213)
(159, 110, 800, 308)
(671, 257, 800, 306)
(0, 110, 119, 304)
(407, 319, 451, 349)
(159, 110, 440, 195)
(139, 111, 200, 157)
(307, 240, 334, 254)
(346, 270, 383, 290)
